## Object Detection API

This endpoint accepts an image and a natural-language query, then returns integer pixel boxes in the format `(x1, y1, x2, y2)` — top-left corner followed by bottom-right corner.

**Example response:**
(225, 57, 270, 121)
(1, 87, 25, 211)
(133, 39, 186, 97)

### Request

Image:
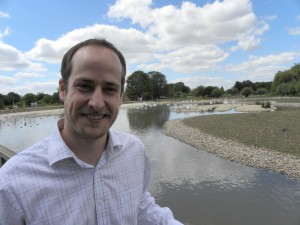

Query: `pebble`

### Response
(163, 119, 300, 181)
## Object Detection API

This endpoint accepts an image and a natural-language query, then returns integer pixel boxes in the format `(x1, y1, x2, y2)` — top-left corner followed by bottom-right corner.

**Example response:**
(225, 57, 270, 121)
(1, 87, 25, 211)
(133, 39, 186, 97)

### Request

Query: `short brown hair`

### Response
(60, 38, 126, 93)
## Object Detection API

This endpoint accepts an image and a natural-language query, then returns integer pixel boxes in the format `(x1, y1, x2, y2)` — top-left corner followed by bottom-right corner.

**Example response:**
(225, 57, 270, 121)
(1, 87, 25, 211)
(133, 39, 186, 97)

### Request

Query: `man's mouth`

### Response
(82, 113, 106, 120)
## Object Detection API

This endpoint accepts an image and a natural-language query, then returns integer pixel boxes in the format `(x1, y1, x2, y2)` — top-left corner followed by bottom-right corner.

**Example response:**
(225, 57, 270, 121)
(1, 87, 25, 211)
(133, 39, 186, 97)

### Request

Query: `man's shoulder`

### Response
(0, 137, 50, 179)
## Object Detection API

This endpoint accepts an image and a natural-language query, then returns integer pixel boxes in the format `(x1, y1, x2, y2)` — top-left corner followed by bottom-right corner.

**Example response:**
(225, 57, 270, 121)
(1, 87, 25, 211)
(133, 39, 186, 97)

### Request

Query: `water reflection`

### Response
(1, 106, 300, 225)
(127, 105, 170, 130)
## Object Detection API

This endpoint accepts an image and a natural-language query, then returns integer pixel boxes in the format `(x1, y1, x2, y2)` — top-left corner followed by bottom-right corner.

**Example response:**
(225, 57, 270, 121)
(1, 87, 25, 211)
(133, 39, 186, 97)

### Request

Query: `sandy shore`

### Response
(163, 119, 300, 181)
(0, 108, 65, 119)
(0, 102, 152, 119)
(173, 103, 272, 113)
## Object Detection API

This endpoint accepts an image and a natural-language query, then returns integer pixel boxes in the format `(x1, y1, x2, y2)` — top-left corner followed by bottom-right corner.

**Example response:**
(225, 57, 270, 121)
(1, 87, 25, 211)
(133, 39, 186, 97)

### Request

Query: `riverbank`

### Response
(163, 118, 300, 180)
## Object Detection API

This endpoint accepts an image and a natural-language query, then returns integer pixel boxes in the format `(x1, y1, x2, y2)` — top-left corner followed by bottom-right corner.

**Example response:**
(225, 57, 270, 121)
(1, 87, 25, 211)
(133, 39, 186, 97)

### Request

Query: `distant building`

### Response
(31, 102, 38, 107)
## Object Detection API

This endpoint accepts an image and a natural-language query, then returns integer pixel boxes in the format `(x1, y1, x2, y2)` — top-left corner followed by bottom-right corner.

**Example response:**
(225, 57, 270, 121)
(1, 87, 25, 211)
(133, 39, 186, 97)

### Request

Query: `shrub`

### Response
(261, 101, 271, 108)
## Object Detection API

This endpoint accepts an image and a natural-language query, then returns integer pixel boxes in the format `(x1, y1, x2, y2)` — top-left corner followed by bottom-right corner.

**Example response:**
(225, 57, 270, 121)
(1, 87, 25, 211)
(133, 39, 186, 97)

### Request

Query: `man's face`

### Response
(59, 45, 123, 140)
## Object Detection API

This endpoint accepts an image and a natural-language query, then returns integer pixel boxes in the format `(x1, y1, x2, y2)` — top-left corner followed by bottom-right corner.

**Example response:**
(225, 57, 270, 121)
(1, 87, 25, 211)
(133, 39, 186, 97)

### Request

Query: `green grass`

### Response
(183, 110, 300, 157)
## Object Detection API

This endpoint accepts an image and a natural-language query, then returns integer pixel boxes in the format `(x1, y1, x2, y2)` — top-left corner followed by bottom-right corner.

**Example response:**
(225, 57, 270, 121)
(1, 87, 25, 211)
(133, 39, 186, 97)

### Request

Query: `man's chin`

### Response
(80, 129, 107, 139)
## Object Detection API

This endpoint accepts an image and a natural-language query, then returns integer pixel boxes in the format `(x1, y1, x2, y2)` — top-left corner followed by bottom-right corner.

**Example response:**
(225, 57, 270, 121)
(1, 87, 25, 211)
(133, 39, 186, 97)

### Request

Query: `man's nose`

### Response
(88, 87, 105, 110)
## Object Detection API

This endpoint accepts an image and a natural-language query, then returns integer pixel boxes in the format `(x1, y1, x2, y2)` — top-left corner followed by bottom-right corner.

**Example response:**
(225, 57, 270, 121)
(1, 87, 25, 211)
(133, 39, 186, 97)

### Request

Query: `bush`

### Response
(261, 101, 271, 108)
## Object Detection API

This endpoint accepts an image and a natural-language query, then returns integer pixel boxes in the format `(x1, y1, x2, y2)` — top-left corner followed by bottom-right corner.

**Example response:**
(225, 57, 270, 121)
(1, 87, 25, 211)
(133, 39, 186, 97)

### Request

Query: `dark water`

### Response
(1, 105, 300, 225)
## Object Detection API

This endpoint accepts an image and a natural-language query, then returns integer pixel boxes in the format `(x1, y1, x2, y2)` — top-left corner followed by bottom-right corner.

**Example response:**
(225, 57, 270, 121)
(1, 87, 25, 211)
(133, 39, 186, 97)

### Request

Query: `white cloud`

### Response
(140, 45, 229, 73)
(0, 81, 59, 95)
(108, 0, 266, 51)
(265, 15, 277, 21)
(107, 0, 153, 27)
(0, 27, 11, 39)
(26, 24, 157, 65)
(171, 76, 234, 90)
(14, 72, 45, 79)
(0, 75, 17, 85)
(225, 52, 300, 81)
(288, 27, 300, 35)
(0, 42, 45, 71)
(24, 0, 269, 77)
(0, 11, 9, 18)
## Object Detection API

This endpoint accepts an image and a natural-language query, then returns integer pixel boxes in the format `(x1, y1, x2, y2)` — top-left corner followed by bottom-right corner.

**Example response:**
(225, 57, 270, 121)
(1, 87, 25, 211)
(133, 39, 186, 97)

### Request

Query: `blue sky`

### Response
(0, 0, 300, 95)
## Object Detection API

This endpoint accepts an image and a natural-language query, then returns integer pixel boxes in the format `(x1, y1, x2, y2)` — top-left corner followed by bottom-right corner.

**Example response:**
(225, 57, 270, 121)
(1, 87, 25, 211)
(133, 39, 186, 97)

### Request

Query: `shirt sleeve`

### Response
(137, 191, 183, 225)
(0, 180, 25, 225)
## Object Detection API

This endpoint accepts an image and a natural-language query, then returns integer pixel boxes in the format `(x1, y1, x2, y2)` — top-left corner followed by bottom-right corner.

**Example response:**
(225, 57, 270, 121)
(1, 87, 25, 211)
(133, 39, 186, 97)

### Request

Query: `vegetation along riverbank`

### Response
(164, 109, 300, 180)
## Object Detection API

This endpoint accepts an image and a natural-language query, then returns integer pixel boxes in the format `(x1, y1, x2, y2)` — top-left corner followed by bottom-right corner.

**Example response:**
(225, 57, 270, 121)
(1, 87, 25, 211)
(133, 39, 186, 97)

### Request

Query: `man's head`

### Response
(59, 38, 126, 140)
(60, 38, 126, 94)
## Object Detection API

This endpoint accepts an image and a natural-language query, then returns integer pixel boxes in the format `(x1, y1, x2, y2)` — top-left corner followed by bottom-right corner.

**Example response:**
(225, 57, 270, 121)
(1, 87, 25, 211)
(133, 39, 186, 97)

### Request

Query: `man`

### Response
(0, 38, 183, 224)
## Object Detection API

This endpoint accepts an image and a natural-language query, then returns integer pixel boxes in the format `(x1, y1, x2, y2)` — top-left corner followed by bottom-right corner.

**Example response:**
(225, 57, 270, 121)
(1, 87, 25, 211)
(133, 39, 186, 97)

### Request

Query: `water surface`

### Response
(0, 105, 299, 225)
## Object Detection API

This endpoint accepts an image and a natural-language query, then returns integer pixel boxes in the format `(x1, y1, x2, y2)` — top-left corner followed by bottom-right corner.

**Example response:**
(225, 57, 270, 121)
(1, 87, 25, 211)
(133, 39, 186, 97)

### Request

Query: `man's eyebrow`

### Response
(74, 78, 94, 84)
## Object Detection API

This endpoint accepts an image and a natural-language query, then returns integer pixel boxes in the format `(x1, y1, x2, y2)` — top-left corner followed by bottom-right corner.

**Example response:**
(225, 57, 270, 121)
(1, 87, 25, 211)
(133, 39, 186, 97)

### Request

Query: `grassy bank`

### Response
(183, 110, 300, 157)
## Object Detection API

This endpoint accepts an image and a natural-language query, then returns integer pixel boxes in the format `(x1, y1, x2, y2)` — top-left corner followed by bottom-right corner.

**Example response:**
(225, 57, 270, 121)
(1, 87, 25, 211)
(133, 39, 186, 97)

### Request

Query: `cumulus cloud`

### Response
(26, 24, 157, 65)
(171, 75, 234, 90)
(0, 42, 45, 71)
(108, 0, 265, 50)
(288, 27, 300, 35)
(107, 0, 153, 27)
(14, 72, 45, 79)
(0, 75, 17, 85)
(140, 45, 229, 73)
(106, 0, 269, 72)
(0, 27, 11, 39)
(225, 52, 300, 81)
(0, 11, 9, 18)
(0, 81, 59, 95)
(1, 0, 294, 94)
(25, 0, 269, 76)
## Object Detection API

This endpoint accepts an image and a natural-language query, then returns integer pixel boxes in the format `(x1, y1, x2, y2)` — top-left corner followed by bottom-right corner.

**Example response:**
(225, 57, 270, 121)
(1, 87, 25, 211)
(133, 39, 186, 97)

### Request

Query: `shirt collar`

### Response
(48, 118, 123, 166)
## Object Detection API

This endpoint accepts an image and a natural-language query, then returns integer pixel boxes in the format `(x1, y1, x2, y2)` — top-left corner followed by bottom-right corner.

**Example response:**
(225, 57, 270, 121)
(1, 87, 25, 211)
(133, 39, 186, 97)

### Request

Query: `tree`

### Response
(226, 87, 239, 96)
(0, 99, 4, 109)
(166, 84, 176, 98)
(234, 81, 243, 92)
(256, 88, 268, 95)
(271, 64, 300, 94)
(148, 71, 167, 99)
(211, 87, 224, 98)
(241, 87, 253, 97)
(36, 92, 46, 101)
(276, 83, 288, 95)
(51, 90, 60, 104)
(203, 86, 215, 97)
(125, 71, 150, 101)
(6, 92, 21, 105)
(40, 94, 52, 105)
(22, 93, 37, 106)
(191, 85, 205, 97)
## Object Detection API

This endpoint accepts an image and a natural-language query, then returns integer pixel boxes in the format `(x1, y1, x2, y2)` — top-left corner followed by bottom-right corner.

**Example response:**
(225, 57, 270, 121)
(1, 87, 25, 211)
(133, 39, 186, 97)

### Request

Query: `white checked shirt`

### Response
(0, 118, 182, 225)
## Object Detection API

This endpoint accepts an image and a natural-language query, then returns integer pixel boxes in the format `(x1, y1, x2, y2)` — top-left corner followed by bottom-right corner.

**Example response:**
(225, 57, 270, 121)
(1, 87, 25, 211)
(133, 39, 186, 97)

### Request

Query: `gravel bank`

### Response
(163, 119, 300, 181)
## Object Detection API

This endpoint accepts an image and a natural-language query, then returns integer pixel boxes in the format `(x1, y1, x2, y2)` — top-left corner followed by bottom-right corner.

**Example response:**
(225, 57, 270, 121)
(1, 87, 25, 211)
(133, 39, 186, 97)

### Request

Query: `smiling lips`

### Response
(82, 112, 108, 120)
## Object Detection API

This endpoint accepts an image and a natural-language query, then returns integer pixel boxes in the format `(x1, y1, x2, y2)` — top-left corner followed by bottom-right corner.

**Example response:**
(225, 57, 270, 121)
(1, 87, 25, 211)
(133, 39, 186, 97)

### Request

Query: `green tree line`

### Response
(0, 91, 60, 109)
(1, 63, 299, 109)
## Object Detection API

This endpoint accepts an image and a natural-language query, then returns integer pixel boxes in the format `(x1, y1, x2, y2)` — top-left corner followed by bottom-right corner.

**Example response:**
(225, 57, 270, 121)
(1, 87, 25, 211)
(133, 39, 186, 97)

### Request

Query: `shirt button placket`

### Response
(94, 168, 105, 224)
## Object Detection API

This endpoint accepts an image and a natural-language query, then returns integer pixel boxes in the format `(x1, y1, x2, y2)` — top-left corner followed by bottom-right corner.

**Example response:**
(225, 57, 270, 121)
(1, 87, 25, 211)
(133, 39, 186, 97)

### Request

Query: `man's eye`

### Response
(104, 86, 118, 93)
(76, 84, 92, 91)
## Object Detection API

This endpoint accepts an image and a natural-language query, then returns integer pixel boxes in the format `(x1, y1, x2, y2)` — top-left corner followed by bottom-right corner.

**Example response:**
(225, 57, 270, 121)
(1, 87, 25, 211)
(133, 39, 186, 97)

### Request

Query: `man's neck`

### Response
(59, 120, 108, 167)
(68, 134, 108, 167)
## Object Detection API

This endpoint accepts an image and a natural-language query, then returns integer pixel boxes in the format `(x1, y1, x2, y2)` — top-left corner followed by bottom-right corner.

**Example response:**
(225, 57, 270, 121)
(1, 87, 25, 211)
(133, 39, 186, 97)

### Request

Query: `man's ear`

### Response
(59, 79, 65, 102)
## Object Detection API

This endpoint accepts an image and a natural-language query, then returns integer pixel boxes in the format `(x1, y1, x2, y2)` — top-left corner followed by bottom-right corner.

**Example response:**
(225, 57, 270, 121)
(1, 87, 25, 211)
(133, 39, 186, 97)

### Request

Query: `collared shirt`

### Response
(0, 118, 182, 225)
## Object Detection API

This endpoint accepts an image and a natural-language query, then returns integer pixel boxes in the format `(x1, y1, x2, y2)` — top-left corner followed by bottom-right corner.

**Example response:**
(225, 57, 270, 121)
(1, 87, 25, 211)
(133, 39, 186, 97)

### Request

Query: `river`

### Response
(0, 104, 300, 225)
